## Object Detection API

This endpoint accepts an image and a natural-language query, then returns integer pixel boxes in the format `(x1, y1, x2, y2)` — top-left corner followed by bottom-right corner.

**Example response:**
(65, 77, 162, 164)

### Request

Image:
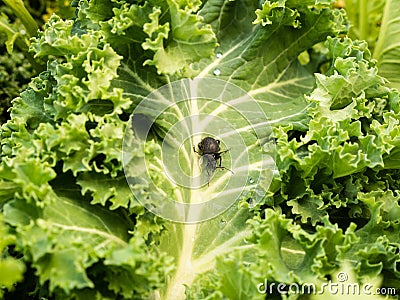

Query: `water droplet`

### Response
(243, 262, 251, 267)
(249, 178, 255, 184)
(213, 68, 221, 76)
(216, 52, 223, 58)
(219, 219, 227, 227)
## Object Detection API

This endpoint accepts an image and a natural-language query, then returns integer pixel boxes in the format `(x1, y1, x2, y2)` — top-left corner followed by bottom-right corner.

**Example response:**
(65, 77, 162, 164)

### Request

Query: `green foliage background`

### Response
(1, 0, 400, 299)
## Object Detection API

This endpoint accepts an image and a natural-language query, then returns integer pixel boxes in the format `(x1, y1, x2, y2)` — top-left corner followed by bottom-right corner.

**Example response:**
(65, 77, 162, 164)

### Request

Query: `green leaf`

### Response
(159, 206, 255, 299)
(212, 253, 264, 300)
(186, 210, 361, 299)
(9, 88, 53, 130)
(287, 195, 326, 225)
(77, 172, 135, 209)
(373, 0, 400, 90)
(198, 0, 347, 128)
(310, 263, 386, 300)
(0, 216, 25, 293)
(142, 0, 217, 75)
(0, 259, 25, 292)
(123, 78, 276, 223)
(3, 0, 38, 37)
(254, 0, 301, 28)
(3, 195, 172, 296)
(344, 0, 385, 51)
(104, 237, 175, 298)
(3, 0, 400, 299)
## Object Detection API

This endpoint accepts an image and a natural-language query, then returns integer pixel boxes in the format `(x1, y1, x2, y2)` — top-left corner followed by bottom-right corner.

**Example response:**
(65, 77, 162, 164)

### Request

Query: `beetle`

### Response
(193, 137, 233, 185)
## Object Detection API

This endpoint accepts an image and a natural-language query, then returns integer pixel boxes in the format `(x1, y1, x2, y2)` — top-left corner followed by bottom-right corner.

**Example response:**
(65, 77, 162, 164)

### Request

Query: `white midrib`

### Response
(164, 85, 203, 300)
(164, 224, 198, 300)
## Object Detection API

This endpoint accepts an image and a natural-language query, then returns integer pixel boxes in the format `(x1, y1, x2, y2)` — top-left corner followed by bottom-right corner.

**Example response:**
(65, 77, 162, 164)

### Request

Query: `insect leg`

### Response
(216, 166, 234, 174)
(216, 151, 233, 174)
(219, 148, 230, 155)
